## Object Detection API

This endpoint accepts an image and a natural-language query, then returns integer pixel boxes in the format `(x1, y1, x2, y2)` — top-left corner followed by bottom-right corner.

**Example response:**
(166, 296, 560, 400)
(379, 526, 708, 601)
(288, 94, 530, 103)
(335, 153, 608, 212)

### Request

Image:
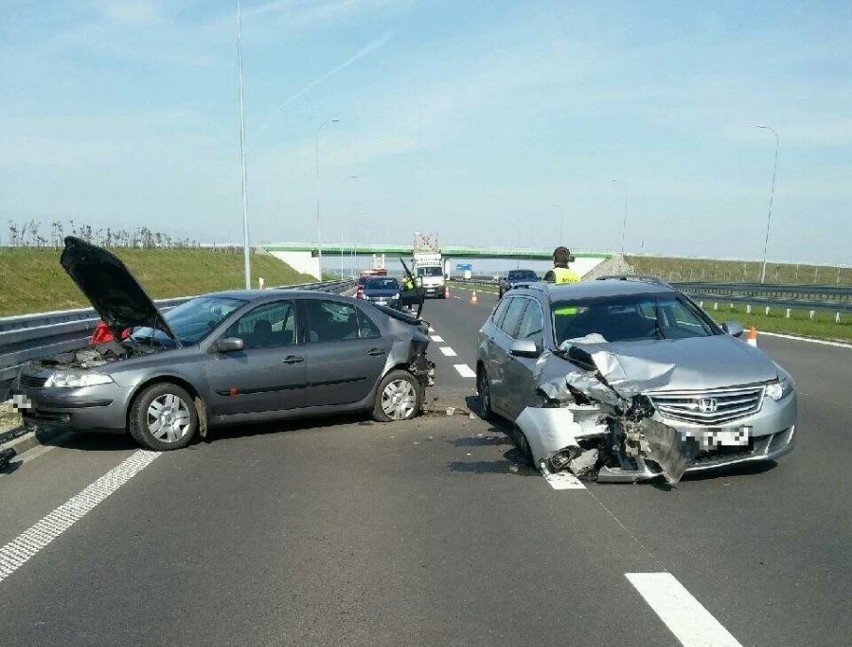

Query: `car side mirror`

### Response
(510, 339, 540, 358)
(212, 337, 245, 353)
(722, 321, 744, 338)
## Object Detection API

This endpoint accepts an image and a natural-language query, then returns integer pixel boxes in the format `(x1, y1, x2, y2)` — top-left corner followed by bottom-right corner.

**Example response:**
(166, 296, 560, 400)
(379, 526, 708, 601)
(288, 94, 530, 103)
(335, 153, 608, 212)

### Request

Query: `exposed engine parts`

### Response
(517, 341, 698, 485)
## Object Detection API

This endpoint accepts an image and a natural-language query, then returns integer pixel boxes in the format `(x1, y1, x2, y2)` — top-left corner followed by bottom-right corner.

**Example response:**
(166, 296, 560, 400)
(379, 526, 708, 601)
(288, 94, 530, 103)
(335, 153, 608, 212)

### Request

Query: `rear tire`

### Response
(372, 370, 423, 422)
(129, 383, 198, 451)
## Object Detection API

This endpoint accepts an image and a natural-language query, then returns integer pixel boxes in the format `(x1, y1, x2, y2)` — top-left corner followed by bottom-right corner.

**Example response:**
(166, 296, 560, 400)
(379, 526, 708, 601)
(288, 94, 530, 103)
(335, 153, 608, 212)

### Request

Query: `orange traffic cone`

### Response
(746, 326, 758, 347)
(445, 284, 450, 299)
(470, 290, 478, 305)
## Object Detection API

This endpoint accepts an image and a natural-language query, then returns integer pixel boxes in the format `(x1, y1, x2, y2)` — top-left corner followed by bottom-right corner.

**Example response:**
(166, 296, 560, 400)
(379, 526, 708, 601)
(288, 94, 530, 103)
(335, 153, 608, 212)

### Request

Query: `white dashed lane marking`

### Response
(453, 364, 476, 378)
(0, 450, 161, 585)
(439, 347, 458, 357)
(430, 335, 444, 342)
(626, 573, 743, 647)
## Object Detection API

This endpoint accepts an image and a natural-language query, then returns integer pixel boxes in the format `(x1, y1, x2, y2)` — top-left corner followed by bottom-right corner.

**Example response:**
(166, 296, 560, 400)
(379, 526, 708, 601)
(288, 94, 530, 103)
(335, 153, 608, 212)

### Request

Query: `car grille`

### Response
(19, 374, 48, 388)
(649, 385, 765, 425)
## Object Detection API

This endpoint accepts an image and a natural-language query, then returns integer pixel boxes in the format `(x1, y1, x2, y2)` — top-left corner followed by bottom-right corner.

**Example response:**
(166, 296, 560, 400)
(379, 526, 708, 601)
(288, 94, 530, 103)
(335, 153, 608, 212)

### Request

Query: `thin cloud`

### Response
(251, 30, 394, 137)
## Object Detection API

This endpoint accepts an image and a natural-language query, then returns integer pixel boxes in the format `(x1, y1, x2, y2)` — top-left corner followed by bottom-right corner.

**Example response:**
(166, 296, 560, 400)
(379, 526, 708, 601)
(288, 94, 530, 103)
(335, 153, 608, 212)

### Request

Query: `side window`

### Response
(491, 298, 512, 327)
(499, 297, 529, 339)
(517, 300, 544, 348)
(305, 299, 362, 342)
(356, 308, 381, 339)
(224, 301, 296, 349)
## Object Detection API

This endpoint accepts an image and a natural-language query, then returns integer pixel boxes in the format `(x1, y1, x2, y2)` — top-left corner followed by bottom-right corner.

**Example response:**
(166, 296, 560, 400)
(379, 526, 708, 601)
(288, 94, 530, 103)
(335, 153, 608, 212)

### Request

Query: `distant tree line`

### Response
(2, 219, 242, 253)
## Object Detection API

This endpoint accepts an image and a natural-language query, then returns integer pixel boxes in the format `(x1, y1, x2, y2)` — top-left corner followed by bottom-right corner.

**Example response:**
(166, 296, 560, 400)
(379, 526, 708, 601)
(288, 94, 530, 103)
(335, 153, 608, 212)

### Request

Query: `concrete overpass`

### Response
(262, 243, 611, 280)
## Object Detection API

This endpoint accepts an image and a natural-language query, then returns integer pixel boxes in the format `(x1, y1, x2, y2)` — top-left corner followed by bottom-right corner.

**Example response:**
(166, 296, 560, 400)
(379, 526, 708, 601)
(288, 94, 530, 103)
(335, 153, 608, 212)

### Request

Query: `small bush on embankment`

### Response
(0, 247, 315, 316)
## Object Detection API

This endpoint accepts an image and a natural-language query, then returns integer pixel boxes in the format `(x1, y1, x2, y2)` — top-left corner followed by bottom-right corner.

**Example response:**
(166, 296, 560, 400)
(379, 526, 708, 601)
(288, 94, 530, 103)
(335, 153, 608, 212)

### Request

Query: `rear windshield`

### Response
(552, 294, 719, 345)
(508, 270, 538, 281)
(365, 278, 399, 290)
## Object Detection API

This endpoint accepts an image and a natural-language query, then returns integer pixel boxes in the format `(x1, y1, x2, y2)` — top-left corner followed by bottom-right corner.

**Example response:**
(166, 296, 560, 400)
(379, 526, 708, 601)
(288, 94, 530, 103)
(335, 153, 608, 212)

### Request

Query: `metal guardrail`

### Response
(450, 277, 852, 314)
(0, 280, 354, 400)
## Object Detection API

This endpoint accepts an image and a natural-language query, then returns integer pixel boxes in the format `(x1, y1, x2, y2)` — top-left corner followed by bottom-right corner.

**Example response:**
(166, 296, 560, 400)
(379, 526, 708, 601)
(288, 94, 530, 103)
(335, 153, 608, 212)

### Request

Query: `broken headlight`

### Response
(765, 371, 794, 401)
(44, 371, 114, 388)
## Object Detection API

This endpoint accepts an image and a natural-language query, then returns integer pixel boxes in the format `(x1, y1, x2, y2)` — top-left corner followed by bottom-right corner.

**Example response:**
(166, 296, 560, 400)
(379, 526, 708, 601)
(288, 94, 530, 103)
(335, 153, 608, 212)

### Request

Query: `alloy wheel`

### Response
(381, 379, 418, 420)
(146, 393, 192, 443)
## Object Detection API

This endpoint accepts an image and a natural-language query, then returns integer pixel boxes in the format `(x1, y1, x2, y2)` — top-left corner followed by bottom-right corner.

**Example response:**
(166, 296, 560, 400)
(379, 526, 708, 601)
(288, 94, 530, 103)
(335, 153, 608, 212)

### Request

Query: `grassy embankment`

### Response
(450, 255, 851, 341)
(0, 247, 316, 317)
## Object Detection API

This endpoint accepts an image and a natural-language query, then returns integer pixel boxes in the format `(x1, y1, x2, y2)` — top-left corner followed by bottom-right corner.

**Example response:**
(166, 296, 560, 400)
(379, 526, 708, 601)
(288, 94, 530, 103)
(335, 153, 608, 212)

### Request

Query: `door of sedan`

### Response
(206, 300, 306, 416)
(301, 299, 390, 407)
(502, 298, 544, 420)
(485, 296, 529, 417)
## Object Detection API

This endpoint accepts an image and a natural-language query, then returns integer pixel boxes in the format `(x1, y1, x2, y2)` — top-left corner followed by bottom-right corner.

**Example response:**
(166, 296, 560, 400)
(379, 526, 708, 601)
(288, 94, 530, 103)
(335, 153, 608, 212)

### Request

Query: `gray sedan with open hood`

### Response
(13, 237, 434, 450)
(476, 277, 797, 483)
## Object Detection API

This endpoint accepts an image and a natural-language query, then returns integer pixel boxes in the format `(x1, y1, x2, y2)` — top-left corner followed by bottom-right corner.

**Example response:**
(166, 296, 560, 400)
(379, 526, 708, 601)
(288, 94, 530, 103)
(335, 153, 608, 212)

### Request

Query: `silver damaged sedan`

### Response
(476, 277, 797, 484)
(13, 237, 434, 450)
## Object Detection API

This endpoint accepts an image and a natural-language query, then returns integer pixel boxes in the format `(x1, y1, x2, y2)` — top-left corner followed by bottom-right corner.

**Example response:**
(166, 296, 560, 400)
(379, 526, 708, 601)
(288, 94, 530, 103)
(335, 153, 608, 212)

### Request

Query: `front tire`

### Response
(477, 367, 494, 420)
(512, 424, 535, 467)
(129, 382, 198, 451)
(372, 370, 423, 422)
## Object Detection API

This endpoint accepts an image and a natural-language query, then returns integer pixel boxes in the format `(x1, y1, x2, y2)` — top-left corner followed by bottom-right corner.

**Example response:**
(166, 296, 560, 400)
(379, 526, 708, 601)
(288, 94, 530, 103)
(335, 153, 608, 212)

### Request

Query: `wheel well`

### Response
(126, 376, 204, 430)
(476, 360, 484, 378)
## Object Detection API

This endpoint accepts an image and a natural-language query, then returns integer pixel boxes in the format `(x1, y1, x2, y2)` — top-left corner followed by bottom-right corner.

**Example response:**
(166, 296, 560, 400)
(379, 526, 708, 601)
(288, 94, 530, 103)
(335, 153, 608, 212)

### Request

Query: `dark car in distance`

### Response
(13, 238, 435, 451)
(498, 269, 539, 298)
(358, 277, 402, 309)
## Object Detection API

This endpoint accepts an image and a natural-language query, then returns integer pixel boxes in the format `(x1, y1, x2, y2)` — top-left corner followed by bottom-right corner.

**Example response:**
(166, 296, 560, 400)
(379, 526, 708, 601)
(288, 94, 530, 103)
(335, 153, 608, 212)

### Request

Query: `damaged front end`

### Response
(516, 340, 700, 484)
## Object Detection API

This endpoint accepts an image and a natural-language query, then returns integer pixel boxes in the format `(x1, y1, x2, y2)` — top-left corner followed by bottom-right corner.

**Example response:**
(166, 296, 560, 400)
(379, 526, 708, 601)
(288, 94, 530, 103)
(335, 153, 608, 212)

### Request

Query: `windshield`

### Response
(552, 294, 719, 345)
(508, 270, 538, 281)
(132, 296, 245, 346)
(417, 266, 443, 277)
(365, 277, 399, 290)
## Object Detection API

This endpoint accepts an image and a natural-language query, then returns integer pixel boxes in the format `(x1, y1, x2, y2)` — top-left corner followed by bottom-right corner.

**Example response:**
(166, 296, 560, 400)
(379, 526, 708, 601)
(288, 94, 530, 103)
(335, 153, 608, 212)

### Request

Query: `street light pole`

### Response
(756, 125, 779, 284)
(236, 0, 251, 289)
(612, 179, 628, 257)
(315, 118, 339, 279)
(342, 175, 358, 277)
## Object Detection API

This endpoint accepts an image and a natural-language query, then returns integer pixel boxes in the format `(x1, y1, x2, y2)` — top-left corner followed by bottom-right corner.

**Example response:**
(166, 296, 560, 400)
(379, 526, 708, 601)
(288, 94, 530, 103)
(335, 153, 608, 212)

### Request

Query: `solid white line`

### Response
(0, 450, 161, 584)
(439, 346, 457, 357)
(540, 464, 586, 490)
(453, 364, 476, 378)
(626, 573, 742, 647)
(759, 331, 851, 349)
(430, 335, 445, 342)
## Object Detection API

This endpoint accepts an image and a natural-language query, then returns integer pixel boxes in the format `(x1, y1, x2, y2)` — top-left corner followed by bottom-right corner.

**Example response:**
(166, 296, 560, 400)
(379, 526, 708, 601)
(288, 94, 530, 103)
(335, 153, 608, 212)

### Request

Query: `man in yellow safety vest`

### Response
(545, 246, 581, 319)
(543, 246, 581, 284)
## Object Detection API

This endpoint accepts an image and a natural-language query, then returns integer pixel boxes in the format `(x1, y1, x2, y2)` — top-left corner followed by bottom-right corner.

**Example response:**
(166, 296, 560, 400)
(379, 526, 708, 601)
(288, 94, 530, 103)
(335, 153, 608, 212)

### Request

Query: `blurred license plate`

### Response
(698, 427, 751, 449)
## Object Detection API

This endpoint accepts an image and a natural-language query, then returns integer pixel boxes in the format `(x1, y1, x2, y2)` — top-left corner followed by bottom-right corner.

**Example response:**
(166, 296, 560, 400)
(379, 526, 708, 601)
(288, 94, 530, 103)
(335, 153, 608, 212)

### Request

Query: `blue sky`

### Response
(1, 0, 850, 264)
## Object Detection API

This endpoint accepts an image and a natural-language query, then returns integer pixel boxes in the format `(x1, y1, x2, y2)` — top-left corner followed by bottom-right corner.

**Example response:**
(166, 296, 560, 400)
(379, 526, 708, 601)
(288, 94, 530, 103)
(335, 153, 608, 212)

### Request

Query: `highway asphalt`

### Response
(1, 291, 850, 646)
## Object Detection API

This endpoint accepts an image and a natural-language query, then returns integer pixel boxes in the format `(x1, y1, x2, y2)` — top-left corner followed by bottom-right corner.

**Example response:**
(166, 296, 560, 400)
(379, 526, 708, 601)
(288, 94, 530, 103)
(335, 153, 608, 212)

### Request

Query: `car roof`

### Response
(515, 279, 675, 300)
(199, 289, 347, 302)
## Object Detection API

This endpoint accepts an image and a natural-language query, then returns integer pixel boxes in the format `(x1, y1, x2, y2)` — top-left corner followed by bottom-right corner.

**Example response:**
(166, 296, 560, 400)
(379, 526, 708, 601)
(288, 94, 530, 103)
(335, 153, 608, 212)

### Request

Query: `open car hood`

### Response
(60, 236, 180, 345)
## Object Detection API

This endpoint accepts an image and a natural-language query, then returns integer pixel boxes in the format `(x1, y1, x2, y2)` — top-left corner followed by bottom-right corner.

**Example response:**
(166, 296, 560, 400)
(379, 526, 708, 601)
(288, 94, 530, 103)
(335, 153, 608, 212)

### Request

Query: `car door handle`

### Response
(283, 355, 304, 364)
(367, 348, 386, 356)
